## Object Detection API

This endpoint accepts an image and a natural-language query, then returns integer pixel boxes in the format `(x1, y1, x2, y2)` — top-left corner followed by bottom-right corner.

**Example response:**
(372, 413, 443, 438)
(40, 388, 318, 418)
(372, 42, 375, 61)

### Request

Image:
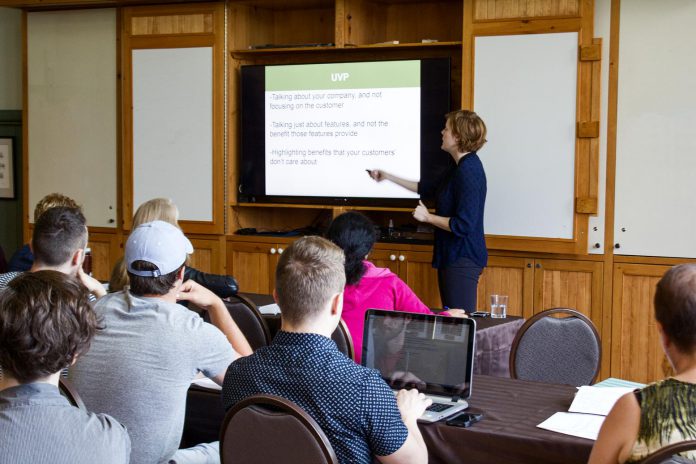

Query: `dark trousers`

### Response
(438, 256, 483, 312)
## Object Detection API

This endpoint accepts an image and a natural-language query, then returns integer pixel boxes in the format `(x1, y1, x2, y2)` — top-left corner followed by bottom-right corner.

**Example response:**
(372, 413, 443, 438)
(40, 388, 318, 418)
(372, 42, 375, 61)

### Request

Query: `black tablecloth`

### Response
(183, 375, 592, 463)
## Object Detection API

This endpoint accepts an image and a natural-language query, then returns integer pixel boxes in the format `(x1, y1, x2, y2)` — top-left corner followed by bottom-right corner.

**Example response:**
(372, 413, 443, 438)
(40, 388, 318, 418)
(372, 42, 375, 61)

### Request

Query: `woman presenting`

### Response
(369, 110, 488, 311)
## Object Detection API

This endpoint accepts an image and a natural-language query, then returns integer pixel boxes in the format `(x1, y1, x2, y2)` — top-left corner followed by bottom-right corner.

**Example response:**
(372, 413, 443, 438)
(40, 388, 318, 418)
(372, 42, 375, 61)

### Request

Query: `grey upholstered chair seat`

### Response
(510, 308, 601, 386)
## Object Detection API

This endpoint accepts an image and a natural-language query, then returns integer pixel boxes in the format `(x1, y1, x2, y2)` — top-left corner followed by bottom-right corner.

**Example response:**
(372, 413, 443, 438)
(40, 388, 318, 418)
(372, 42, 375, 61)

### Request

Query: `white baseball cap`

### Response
(126, 220, 193, 277)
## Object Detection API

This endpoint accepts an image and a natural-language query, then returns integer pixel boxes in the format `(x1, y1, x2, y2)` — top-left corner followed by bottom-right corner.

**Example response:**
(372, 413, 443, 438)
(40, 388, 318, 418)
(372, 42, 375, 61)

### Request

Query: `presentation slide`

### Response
(264, 61, 421, 199)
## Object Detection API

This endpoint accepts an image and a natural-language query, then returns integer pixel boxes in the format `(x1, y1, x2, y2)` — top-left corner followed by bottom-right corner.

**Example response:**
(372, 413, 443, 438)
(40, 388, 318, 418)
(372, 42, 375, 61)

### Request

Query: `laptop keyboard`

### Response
(426, 403, 454, 412)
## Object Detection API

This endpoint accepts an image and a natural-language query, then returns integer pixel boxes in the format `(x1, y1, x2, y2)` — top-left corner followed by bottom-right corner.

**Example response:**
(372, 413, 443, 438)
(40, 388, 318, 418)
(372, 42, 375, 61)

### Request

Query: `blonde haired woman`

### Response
(109, 198, 238, 297)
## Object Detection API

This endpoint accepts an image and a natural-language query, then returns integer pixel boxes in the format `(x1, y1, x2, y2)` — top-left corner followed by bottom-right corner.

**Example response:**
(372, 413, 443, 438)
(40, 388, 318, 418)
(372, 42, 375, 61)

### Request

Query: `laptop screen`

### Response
(361, 309, 476, 399)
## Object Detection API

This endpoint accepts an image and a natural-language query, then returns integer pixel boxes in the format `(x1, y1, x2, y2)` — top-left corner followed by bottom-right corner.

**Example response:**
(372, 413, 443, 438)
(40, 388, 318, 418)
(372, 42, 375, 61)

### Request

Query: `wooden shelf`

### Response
(231, 41, 461, 57)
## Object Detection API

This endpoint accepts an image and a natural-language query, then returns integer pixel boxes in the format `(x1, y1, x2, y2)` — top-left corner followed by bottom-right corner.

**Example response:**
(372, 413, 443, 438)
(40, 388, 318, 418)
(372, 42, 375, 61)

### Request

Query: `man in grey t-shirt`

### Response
(0, 272, 130, 464)
(71, 221, 252, 464)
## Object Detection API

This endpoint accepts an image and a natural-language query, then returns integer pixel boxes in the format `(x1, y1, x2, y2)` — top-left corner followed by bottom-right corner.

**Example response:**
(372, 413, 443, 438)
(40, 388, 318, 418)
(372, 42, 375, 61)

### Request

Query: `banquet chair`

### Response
(220, 394, 338, 464)
(59, 378, 86, 410)
(331, 319, 355, 361)
(200, 294, 271, 351)
(510, 308, 601, 386)
(640, 440, 696, 464)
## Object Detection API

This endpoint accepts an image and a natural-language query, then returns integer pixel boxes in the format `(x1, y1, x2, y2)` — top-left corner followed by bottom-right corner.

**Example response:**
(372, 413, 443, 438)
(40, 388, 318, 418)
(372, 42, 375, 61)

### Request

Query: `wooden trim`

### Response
(471, 17, 582, 35)
(579, 43, 601, 61)
(577, 121, 599, 138)
(575, 197, 598, 214)
(602, 0, 621, 380)
(21, 10, 29, 242)
(613, 255, 696, 265)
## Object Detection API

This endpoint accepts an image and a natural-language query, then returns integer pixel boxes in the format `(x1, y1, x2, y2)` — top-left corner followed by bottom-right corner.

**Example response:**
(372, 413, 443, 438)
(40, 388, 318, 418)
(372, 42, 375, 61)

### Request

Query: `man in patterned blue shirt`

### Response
(223, 236, 431, 464)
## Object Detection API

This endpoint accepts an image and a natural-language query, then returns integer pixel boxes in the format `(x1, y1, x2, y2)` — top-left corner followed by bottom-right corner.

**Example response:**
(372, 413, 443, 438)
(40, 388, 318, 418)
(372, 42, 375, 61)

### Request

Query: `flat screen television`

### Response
(238, 58, 453, 207)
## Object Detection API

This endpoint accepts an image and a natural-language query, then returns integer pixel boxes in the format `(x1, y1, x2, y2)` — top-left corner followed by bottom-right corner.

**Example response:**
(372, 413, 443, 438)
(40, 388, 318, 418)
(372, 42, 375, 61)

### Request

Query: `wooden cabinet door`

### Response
(611, 263, 672, 384)
(398, 251, 441, 309)
(87, 231, 121, 282)
(368, 249, 400, 275)
(188, 236, 225, 274)
(533, 259, 603, 324)
(477, 256, 534, 318)
(226, 241, 276, 294)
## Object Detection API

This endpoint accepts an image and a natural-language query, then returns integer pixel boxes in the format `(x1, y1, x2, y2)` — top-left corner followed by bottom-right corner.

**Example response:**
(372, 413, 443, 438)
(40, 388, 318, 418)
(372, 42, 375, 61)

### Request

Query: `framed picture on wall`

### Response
(0, 138, 15, 199)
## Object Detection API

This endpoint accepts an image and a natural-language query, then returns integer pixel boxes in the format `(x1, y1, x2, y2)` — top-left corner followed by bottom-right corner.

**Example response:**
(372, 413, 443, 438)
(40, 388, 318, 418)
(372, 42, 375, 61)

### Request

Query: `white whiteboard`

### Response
(27, 9, 117, 226)
(474, 32, 578, 239)
(614, 0, 696, 258)
(132, 47, 213, 222)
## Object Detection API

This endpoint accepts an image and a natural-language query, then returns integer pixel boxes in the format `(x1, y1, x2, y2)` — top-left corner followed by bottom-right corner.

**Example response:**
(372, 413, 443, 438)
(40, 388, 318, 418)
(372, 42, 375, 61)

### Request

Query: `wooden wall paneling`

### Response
(130, 13, 213, 35)
(226, 240, 281, 294)
(188, 235, 225, 274)
(477, 256, 534, 318)
(473, 0, 580, 22)
(383, 1, 462, 44)
(342, 0, 384, 46)
(611, 263, 671, 383)
(87, 229, 121, 282)
(533, 258, 602, 320)
(398, 250, 442, 309)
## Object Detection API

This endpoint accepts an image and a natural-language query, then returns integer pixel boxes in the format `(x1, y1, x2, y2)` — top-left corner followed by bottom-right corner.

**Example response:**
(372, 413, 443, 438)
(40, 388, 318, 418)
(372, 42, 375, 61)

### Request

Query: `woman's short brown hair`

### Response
(654, 264, 696, 353)
(0, 271, 98, 383)
(446, 110, 487, 153)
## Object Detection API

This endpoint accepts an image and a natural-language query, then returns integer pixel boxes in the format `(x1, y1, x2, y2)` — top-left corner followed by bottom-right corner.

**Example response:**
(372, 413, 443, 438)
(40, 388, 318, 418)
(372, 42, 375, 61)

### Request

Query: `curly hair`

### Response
(0, 271, 98, 383)
(326, 212, 377, 286)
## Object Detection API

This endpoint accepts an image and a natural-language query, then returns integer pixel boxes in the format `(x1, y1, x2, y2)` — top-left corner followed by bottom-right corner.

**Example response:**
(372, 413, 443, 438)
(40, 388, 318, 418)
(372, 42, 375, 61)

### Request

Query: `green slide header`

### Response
(265, 60, 420, 91)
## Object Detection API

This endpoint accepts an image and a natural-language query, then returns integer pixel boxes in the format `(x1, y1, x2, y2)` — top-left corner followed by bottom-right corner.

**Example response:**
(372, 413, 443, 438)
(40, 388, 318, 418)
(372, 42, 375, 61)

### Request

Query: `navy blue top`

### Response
(8, 243, 33, 272)
(222, 331, 408, 464)
(432, 152, 487, 268)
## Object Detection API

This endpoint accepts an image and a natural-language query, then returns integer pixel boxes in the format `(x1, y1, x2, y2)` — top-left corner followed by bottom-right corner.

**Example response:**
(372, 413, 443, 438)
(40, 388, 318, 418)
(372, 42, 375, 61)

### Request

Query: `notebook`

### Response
(361, 309, 476, 422)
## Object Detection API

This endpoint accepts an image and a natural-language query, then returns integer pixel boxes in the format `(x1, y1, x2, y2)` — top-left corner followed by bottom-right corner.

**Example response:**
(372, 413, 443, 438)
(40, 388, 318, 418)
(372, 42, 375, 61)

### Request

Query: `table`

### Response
(239, 292, 525, 378)
(182, 375, 593, 464)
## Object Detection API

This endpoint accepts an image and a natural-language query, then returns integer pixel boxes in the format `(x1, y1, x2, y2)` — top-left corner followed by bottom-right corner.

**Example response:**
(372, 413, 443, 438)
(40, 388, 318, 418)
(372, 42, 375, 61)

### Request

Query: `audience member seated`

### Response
(109, 197, 239, 298)
(223, 236, 431, 464)
(326, 212, 465, 363)
(589, 264, 696, 464)
(0, 271, 131, 464)
(0, 206, 105, 300)
(7, 192, 81, 272)
(70, 220, 252, 464)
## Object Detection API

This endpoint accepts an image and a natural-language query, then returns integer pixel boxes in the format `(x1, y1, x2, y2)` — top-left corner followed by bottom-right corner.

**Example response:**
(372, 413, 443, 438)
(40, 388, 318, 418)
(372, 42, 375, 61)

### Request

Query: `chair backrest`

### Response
(639, 440, 696, 464)
(331, 319, 355, 361)
(203, 294, 270, 351)
(510, 308, 601, 386)
(220, 394, 338, 464)
(58, 378, 86, 410)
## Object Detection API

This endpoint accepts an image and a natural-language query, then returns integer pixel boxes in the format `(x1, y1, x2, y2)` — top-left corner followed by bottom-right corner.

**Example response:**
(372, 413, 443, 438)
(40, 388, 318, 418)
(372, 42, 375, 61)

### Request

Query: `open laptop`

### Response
(362, 309, 476, 423)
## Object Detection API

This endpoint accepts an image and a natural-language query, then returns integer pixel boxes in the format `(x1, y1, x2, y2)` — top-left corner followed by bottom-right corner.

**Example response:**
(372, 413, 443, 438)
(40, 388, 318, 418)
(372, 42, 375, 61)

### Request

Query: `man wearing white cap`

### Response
(70, 220, 252, 464)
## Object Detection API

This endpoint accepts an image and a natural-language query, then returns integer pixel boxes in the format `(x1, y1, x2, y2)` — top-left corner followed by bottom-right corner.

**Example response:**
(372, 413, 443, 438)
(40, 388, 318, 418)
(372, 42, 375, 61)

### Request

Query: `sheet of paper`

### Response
(191, 377, 222, 391)
(537, 412, 605, 441)
(258, 303, 281, 315)
(593, 377, 646, 389)
(569, 386, 635, 416)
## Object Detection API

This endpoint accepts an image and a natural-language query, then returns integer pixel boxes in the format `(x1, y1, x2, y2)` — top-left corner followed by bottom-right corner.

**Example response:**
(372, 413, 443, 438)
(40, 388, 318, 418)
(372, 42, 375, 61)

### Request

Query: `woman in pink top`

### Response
(327, 212, 452, 363)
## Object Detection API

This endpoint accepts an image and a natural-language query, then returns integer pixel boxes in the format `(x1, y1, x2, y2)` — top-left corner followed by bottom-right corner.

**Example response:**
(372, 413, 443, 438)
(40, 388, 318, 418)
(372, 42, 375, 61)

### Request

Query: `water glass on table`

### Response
(490, 294, 508, 318)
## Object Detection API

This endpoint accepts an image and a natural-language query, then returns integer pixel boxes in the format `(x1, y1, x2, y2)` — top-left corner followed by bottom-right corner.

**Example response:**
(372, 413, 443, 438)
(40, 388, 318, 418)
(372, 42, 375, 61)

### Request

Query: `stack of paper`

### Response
(537, 384, 640, 440)
(258, 303, 281, 315)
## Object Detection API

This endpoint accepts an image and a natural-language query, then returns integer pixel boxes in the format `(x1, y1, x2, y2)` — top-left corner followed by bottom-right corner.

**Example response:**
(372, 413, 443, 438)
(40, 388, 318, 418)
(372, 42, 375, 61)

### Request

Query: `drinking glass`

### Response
(490, 294, 508, 318)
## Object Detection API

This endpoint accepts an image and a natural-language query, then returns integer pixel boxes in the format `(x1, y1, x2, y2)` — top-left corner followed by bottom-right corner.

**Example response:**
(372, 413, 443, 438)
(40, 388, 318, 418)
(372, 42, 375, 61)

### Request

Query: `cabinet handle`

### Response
(398, 255, 405, 262)
(535, 263, 542, 269)
(270, 248, 277, 255)
(278, 247, 284, 255)
(526, 263, 532, 268)
(389, 254, 396, 261)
